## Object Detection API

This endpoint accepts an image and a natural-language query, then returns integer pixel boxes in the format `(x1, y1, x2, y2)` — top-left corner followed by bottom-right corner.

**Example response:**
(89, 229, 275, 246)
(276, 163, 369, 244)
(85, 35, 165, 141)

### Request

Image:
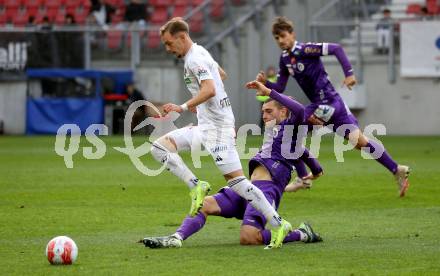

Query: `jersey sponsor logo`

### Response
(184, 77, 191, 84)
(211, 144, 228, 154)
(219, 97, 231, 108)
(313, 105, 335, 123)
(297, 62, 305, 72)
(304, 47, 321, 54)
(196, 66, 209, 78)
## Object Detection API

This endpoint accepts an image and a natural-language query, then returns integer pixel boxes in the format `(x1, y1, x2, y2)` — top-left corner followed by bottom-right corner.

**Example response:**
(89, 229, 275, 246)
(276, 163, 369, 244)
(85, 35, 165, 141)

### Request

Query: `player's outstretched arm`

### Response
(162, 80, 216, 114)
(327, 43, 357, 90)
(246, 80, 304, 122)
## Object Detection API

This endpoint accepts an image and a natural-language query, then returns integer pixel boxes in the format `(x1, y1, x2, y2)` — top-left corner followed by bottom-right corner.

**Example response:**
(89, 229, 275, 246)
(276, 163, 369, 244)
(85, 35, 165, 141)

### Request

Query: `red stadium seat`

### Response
(210, 0, 225, 20)
(65, 0, 81, 8)
(171, 5, 187, 17)
(150, 0, 173, 7)
(146, 29, 161, 49)
(426, 0, 440, 14)
(192, 0, 203, 6)
(5, 0, 21, 9)
(45, 0, 63, 9)
(13, 10, 28, 26)
(54, 12, 66, 25)
(107, 30, 123, 50)
(174, 0, 189, 5)
(189, 11, 203, 33)
(150, 7, 168, 24)
(406, 3, 422, 14)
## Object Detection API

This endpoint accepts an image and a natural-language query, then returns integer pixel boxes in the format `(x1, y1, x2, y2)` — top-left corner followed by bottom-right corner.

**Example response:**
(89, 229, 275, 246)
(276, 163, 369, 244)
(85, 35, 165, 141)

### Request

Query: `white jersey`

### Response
(183, 43, 235, 130)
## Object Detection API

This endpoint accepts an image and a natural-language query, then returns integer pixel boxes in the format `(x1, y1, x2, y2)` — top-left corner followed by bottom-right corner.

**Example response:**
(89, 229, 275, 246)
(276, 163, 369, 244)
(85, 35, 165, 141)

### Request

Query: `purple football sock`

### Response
(261, 229, 302, 245)
(175, 212, 206, 240)
(365, 140, 398, 174)
(300, 148, 323, 176)
(293, 160, 308, 178)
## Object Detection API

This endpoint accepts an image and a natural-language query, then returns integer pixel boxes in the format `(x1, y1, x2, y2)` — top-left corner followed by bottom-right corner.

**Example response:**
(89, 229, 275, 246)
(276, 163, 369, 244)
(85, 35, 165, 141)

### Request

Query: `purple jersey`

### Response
(266, 42, 354, 104)
(250, 90, 306, 191)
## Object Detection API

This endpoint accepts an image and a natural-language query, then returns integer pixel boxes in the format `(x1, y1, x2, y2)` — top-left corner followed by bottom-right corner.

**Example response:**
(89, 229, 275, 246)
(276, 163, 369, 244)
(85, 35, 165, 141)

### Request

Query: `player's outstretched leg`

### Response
(261, 222, 323, 245)
(395, 165, 410, 197)
(264, 219, 293, 249)
(285, 176, 312, 192)
(151, 140, 211, 215)
(140, 234, 182, 249)
(189, 181, 211, 216)
(352, 130, 411, 197)
(297, 222, 323, 243)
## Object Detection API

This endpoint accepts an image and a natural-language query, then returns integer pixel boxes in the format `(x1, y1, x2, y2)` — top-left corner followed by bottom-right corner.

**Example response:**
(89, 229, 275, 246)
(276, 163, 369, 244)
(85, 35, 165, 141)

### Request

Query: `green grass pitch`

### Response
(1, 135, 439, 275)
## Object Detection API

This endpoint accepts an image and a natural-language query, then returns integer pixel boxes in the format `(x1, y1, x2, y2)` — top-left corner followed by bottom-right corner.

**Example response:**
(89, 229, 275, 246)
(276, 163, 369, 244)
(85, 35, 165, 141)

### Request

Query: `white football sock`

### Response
(227, 176, 282, 227)
(151, 141, 198, 189)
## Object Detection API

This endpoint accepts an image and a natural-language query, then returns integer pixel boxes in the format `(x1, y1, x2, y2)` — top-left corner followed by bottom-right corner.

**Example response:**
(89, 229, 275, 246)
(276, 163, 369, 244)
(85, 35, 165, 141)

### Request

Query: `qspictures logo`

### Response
(54, 101, 389, 176)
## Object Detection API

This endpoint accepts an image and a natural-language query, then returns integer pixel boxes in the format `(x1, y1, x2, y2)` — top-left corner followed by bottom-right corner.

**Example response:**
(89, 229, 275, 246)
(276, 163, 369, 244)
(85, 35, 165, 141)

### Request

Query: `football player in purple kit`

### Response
(140, 81, 323, 249)
(256, 16, 410, 197)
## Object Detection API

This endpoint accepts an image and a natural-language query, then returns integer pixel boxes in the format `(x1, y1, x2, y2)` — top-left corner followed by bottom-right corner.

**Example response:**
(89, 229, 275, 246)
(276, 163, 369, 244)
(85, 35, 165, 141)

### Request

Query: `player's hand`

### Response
(163, 103, 183, 114)
(245, 80, 271, 96)
(256, 71, 267, 83)
(343, 75, 356, 90)
(189, 106, 197, 113)
(303, 171, 323, 180)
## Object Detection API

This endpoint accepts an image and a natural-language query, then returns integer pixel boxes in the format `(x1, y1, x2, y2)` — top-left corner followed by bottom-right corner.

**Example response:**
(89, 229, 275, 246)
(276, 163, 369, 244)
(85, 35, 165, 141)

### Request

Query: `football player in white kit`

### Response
(148, 17, 291, 249)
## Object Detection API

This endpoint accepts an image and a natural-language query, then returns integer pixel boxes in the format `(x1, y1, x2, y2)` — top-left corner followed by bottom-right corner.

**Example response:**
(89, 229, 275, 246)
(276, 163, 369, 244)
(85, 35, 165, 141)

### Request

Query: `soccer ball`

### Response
(45, 236, 78, 265)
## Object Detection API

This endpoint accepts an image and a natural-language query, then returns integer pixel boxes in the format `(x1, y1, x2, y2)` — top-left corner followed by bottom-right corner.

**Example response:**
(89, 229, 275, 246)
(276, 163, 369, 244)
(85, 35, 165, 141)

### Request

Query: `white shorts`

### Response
(165, 126, 242, 175)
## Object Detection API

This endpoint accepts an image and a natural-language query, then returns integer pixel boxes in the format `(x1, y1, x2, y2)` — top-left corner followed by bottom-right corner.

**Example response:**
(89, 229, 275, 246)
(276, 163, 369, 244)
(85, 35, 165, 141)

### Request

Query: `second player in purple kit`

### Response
(140, 81, 323, 249)
(256, 16, 410, 197)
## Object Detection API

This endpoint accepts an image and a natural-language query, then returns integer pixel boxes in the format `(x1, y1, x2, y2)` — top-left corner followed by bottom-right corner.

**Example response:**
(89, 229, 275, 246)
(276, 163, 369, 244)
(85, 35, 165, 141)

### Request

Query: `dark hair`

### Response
(160, 17, 189, 36)
(272, 16, 294, 36)
(383, 8, 391, 14)
(263, 98, 290, 116)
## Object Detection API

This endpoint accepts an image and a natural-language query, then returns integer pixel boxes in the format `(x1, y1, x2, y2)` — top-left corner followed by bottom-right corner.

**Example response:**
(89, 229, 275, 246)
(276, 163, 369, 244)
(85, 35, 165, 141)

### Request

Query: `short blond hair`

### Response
(160, 17, 189, 36)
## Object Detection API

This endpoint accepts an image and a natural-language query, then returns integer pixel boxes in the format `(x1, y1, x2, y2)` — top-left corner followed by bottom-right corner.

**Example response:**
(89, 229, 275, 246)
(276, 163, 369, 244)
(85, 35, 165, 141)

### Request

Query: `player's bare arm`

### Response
(163, 79, 216, 114)
(218, 66, 228, 80)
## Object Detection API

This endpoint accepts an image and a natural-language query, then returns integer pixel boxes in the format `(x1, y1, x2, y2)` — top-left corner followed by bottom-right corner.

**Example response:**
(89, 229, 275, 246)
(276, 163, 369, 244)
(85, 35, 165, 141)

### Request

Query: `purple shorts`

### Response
(305, 95, 359, 137)
(213, 180, 282, 230)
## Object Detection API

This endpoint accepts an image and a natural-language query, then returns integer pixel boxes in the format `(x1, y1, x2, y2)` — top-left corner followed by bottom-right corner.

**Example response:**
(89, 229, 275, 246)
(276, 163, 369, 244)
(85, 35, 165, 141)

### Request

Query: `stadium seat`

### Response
(174, 0, 189, 5)
(106, 0, 124, 9)
(426, 0, 440, 14)
(111, 13, 124, 24)
(107, 30, 123, 50)
(171, 5, 187, 17)
(54, 12, 66, 25)
(210, 0, 225, 20)
(5, 0, 20, 10)
(13, 9, 29, 26)
(146, 29, 161, 49)
(406, 3, 422, 14)
(150, 0, 173, 7)
(189, 11, 203, 33)
(150, 7, 169, 24)
(45, 0, 63, 9)
(192, 0, 204, 6)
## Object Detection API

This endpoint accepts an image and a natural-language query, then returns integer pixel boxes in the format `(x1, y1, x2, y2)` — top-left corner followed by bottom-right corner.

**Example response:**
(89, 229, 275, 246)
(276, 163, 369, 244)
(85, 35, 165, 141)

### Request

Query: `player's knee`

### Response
(151, 141, 168, 163)
(200, 196, 220, 216)
(239, 229, 262, 245)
